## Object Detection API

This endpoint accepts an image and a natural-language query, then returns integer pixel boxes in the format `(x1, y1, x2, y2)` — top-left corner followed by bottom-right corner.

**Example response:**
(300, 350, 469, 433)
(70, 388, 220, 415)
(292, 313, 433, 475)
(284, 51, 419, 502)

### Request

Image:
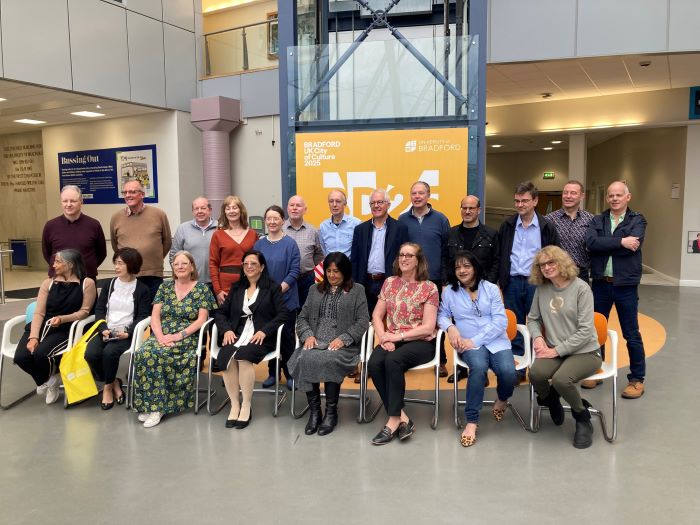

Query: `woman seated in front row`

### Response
(438, 250, 516, 447)
(288, 252, 369, 437)
(367, 242, 438, 445)
(214, 250, 288, 429)
(527, 246, 601, 449)
(85, 248, 151, 410)
(132, 251, 216, 428)
(14, 249, 96, 404)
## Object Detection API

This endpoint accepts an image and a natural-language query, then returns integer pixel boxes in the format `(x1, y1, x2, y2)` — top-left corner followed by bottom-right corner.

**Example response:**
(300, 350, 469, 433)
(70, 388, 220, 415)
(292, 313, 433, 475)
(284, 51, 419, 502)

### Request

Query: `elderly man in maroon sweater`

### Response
(41, 185, 107, 281)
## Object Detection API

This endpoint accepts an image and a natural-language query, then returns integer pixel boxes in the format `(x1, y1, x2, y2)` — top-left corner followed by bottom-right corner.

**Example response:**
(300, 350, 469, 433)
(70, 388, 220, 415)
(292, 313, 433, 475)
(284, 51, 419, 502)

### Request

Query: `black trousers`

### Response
(13, 323, 70, 386)
(268, 312, 296, 379)
(364, 278, 385, 318)
(84, 335, 131, 384)
(367, 340, 434, 417)
(138, 276, 163, 304)
(430, 280, 447, 364)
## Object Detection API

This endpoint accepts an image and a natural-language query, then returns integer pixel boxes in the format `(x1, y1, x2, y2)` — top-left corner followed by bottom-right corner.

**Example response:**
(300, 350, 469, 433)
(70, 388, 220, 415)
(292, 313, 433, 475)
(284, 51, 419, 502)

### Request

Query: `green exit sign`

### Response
(543, 172, 555, 180)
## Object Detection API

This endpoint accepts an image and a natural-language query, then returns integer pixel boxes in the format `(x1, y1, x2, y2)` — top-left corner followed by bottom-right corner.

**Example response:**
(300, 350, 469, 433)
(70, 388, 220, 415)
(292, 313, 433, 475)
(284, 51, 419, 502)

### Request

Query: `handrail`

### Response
(204, 17, 277, 38)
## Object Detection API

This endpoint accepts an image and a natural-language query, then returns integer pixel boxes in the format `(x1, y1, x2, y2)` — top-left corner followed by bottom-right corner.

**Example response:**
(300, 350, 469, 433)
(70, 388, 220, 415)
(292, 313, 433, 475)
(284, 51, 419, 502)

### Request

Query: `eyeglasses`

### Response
(124, 190, 143, 195)
(398, 253, 416, 259)
(370, 200, 388, 207)
(514, 198, 532, 205)
(460, 206, 478, 211)
(538, 260, 557, 269)
(471, 299, 481, 317)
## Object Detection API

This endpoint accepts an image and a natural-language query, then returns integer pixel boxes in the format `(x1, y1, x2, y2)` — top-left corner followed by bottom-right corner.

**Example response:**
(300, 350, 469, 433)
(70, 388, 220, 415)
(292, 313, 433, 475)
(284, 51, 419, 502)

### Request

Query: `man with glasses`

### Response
(351, 188, 408, 316)
(444, 194, 500, 383)
(586, 181, 647, 399)
(399, 181, 450, 376)
(319, 189, 360, 257)
(110, 179, 171, 302)
(545, 180, 594, 283)
(498, 182, 559, 375)
(170, 196, 217, 291)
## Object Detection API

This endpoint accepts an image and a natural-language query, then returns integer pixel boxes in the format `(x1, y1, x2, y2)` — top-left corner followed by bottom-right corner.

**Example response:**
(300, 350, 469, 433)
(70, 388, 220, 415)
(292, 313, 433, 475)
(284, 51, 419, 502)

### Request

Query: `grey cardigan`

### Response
(296, 282, 370, 347)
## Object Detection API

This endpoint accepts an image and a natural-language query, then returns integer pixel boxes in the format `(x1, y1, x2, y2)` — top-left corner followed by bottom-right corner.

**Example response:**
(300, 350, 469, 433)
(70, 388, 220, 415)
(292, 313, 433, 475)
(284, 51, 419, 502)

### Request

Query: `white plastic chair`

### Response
(362, 326, 444, 430)
(452, 309, 534, 430)
(126, 317, 213, 414)
(289, 325, 371, 423)
(206, 323, 286, 417)
(531, 312, 619, 442)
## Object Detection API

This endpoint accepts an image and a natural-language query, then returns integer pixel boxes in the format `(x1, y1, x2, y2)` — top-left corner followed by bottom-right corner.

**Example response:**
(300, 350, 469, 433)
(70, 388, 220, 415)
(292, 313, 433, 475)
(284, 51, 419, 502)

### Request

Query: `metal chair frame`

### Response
(451, 311, 534, 430)
(289, 326, 371, 423)
(361, 327, 444, 430)
(206, 323, 286, 417)
(531, 313, 619, 442)
(126, 317, 214, 414)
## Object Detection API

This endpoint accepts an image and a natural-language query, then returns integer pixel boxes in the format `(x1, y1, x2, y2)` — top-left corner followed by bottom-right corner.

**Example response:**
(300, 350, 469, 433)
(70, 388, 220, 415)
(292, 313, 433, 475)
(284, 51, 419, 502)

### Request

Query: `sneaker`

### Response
(45, 374, 61, 405)
(621, 381, 645, 399)
(36, 382, 49, 395)
(261, 375, 276, 389)
(143, 412, 163, 428)
(138, 413, 149, 422)
(581, 379, 603, 389)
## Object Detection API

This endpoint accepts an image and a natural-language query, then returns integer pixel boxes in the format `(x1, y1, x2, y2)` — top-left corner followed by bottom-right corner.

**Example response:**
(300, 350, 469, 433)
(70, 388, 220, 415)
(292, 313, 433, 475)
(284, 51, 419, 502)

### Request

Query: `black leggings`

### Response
(84, 335, 131, 384)
(13, 323, 70, 386)
(367, 340, 434, 417)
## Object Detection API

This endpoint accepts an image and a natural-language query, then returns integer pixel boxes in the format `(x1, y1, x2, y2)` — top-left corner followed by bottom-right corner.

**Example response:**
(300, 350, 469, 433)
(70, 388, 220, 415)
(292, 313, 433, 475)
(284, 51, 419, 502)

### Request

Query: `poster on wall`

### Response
(295, 128, 469, 226)
(58, 145, 158, 204)
(688, 231, 700, 253)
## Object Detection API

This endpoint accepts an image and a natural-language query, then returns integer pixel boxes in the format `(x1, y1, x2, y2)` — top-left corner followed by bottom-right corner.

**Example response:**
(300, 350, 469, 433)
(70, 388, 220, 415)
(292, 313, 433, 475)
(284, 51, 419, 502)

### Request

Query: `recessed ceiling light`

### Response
(0, 98, 6, 102)
(543, 147, 553, 151)
(96, 104, 102, 109)
(14, 118, 46, 125)
(551, 140, 562, 144)
(491, 144, 503, 148)
(71, 111, 105, 118)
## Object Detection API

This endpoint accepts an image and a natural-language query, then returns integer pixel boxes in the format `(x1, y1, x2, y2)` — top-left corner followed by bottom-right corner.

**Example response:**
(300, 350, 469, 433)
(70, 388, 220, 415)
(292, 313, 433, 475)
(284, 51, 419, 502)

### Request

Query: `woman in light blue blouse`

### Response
(438, 250, 516, 447)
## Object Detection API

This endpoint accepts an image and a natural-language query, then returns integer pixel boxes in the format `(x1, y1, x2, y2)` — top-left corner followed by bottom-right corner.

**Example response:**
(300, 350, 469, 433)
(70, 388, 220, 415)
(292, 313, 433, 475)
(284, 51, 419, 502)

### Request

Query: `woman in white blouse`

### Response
(85, 248, 152, 409)
(214, 250, 288, 429)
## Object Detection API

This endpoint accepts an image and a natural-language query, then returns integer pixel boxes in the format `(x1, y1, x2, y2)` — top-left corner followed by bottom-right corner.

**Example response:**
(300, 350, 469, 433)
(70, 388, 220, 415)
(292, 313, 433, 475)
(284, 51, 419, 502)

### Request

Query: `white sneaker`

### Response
(137, 413, 149, 422)
(143, 412, 163, 428)
(45, 374, 61, 405)
(36, 382, 49, 395)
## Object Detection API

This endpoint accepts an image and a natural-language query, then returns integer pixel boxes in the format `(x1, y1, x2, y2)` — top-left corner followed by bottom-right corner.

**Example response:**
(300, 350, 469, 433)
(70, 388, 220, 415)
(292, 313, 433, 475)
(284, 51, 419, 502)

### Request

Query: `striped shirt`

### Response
(283, 220, 323, 273)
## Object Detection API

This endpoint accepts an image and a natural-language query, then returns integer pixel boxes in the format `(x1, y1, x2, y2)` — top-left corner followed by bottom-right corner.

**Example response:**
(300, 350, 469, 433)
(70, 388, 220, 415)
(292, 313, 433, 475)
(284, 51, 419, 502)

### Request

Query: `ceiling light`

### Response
(0, 98, 6, 102)
(71, 111, 105, 118)
(14, 118, 46, 125)
(543, 147, 553, 151)
(491, 144, 503, 148)
(96, 104, 102, 109)
(551, 140, 562, 144)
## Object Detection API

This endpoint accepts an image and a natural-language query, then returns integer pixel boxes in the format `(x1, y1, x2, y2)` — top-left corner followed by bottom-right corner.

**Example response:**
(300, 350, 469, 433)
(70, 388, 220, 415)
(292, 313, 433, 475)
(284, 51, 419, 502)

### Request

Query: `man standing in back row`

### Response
(110, 179, 171, 302)
(586, 181, 647, 399)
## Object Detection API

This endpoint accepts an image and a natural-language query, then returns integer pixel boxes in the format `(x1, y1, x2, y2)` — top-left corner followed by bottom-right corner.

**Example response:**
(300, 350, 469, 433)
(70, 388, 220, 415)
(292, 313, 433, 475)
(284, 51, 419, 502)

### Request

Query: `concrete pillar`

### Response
(568, 133, 587, 207)
(190, 96, 241, 213)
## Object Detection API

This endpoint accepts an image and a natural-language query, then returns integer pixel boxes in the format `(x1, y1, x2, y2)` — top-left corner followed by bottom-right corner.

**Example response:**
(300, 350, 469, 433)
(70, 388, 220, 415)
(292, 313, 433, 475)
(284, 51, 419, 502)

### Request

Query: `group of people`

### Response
(16, 176, 647, 447)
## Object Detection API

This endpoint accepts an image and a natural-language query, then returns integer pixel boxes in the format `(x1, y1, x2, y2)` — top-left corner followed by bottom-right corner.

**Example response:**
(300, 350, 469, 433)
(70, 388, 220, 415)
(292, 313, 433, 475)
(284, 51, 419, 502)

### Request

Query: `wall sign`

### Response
(58, 145, 158, 204)
(543, 171, 555, 180)
(296, 128, 469, 226)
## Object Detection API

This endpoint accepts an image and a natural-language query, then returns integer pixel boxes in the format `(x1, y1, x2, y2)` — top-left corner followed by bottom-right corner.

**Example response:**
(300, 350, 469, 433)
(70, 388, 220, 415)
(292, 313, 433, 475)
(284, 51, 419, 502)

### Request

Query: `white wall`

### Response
(489, 0, 700, 63)
(41, 110, 201, 273)
(0, 0, 196, 111)
(680, 124, 700, 285)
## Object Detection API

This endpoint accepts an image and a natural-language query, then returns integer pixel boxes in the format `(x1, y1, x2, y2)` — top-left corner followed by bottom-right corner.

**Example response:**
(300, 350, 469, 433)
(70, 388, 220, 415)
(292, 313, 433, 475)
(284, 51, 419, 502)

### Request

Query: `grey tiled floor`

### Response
(0, 285, 698, 524)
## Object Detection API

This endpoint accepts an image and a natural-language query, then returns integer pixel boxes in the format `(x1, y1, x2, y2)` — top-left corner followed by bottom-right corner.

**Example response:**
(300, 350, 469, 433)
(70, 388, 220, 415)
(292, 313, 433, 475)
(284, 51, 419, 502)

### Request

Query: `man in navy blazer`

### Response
(351, 188, 409, 317)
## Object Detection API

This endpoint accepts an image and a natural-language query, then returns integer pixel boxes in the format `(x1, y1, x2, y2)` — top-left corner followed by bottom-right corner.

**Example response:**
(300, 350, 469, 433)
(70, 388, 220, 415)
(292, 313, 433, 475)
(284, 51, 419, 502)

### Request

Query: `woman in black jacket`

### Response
(85, 248, 151, 409)
(214, 250, 288, 429)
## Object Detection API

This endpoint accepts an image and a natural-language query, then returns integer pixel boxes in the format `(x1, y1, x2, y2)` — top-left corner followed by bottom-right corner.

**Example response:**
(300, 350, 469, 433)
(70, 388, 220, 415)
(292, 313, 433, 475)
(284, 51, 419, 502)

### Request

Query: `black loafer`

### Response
(114, 378, 125, 405)
(225, 419, 237, 428)
(397, 419, 415, 441)
(371, 425, 398, 445)
(235, 410, 252, 429)
(447, 368, 470, 384)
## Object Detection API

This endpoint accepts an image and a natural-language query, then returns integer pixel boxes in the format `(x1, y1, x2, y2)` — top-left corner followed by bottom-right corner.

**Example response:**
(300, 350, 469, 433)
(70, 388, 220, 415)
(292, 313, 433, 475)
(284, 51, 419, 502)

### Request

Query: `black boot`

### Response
(304, 385, 323, 435)
(537, 387, 565, 426)
(572, 407, 594, 449)
(318, 382, 340, 436)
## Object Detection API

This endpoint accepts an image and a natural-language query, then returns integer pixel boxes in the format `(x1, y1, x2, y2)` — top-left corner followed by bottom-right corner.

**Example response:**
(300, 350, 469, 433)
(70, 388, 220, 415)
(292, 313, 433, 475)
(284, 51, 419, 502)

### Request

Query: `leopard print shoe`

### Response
(460, 425, 478, 447)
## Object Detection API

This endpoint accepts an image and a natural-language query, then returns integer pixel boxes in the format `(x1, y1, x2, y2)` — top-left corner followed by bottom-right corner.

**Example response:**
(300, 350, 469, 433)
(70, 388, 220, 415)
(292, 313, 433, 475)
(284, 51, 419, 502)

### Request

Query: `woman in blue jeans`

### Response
(438, 250, 516, 447)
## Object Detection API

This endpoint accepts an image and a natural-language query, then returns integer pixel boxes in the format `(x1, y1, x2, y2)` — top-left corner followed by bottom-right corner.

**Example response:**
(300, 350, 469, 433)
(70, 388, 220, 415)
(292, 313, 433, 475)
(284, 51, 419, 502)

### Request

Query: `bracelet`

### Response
(400, 332, 405, 341)
(180, 330, 188, 340)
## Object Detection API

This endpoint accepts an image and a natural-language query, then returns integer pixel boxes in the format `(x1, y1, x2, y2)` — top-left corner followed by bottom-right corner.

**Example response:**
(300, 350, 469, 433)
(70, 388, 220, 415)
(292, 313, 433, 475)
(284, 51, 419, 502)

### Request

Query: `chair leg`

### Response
(453, 361, 461, 429)
(0, 357, 35, 410)
(431, 364, 439, 430)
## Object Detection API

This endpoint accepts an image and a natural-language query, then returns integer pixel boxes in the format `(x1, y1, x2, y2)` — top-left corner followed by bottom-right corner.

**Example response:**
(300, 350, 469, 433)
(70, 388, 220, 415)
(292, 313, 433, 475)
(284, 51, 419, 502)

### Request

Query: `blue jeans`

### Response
(592, 280, 646, 382)
(461, 346, 517, 423)
(502, 276, 536, 361)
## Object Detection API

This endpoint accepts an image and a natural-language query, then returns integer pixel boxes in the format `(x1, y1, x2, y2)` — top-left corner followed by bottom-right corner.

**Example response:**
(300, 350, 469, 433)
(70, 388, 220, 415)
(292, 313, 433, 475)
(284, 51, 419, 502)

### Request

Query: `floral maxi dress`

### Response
(133, 281, 216, 414)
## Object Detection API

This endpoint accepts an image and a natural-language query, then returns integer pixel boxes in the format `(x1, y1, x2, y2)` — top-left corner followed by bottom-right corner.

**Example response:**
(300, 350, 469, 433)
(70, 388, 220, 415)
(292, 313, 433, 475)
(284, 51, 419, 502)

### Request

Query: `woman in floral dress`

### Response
(133, 251, 216, 428)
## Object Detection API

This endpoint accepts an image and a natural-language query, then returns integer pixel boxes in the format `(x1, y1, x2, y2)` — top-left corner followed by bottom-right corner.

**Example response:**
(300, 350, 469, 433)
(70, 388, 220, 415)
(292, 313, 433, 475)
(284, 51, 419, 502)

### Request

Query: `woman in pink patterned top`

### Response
(367, 242, 439, 445)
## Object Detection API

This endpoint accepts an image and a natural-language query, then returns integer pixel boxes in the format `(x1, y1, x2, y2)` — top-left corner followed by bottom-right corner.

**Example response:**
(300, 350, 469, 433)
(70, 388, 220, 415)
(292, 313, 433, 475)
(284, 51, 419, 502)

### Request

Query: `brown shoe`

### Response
(622, 381, 645, 399)
(439, 365, 449, 378)
(581, 379, 603, 389)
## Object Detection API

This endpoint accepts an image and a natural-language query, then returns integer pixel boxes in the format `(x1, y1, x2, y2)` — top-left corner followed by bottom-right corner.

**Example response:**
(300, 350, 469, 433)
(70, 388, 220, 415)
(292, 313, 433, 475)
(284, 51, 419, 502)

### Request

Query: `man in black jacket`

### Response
(586, 181, 647, 399)
(498, 182, 560, 369)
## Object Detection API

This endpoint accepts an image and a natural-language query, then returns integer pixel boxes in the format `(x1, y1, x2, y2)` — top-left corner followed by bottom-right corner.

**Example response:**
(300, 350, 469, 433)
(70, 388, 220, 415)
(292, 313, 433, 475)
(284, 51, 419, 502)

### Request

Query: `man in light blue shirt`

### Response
(319, 189, 360, 257)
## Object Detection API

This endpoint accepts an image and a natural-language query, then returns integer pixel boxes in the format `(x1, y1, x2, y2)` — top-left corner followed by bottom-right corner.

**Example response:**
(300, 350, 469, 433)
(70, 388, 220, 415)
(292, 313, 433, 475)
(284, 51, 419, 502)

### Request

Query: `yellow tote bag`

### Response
(59, 320, 105, 404)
